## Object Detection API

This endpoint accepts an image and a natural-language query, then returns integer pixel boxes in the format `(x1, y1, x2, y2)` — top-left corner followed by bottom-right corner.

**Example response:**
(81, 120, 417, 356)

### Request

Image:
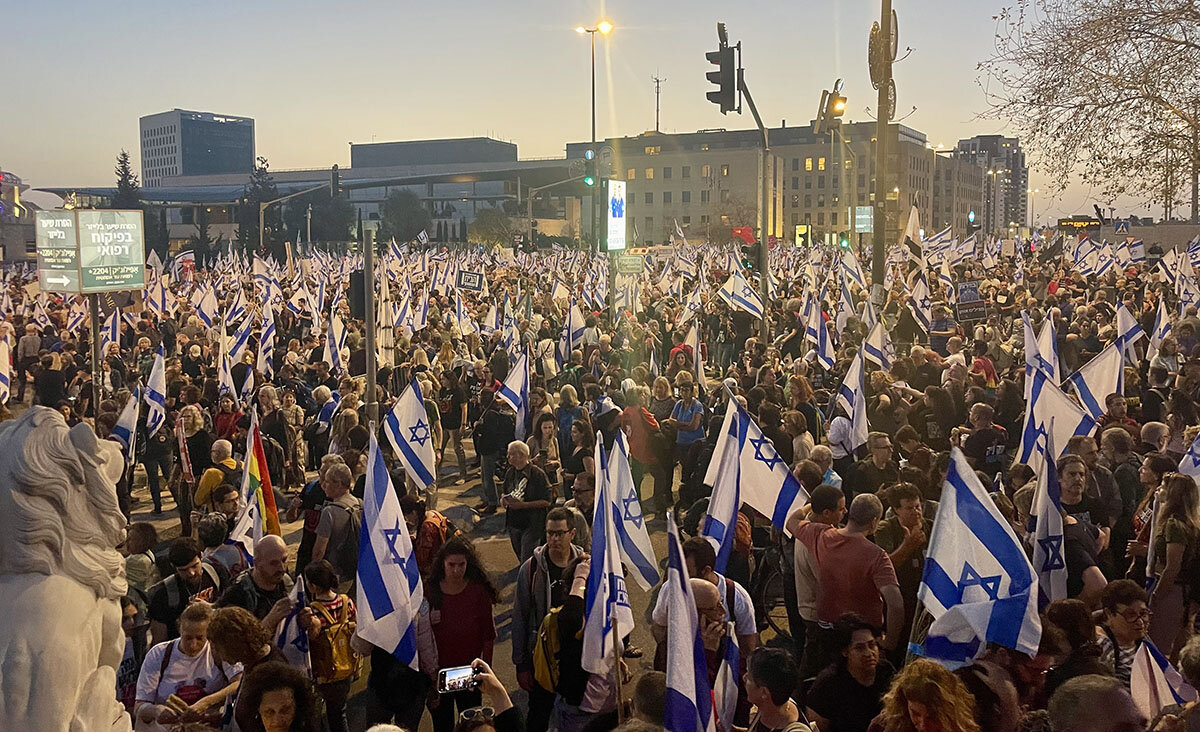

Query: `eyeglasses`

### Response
(546, 529, 573, 538)
(1118, 608, 1152, 624)
(460, 707, 494, 722)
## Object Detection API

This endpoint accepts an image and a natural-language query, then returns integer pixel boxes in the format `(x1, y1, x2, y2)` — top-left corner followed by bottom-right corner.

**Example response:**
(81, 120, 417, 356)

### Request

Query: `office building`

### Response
(139, 109, 255, 187)
(930, 152, 986, 238)
(569, 120, 937, 247)
(955, 135, 1028, 235)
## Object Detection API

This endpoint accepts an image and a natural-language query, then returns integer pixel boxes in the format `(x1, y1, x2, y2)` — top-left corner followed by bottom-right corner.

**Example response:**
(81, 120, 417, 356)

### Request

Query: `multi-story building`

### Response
(930, 152, 986, 238)
(570, 120, 936, 248)
(139, 109, 255, 188)
(955, 135, 1028, 235)
(567, 129, 784, 246)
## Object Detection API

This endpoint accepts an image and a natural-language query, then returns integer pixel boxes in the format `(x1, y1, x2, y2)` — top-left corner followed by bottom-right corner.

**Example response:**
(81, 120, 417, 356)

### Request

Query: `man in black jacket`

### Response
(473, 389, 515, 514)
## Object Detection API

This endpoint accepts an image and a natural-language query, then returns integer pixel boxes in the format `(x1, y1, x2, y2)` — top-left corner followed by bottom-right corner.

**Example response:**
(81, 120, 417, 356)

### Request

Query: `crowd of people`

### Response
(5, 233, 1200, 732)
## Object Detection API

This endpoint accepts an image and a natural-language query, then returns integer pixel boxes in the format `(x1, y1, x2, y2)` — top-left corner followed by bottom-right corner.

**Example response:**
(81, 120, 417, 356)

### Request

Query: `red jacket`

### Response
(620, 406, 661, 465)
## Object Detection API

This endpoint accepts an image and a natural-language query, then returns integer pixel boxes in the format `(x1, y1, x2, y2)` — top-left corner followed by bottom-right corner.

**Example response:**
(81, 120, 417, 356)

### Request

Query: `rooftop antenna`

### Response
(652, 74, 666, 132)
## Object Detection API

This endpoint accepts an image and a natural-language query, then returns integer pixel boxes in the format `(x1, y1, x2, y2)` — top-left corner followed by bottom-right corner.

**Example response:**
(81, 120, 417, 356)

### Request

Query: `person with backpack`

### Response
(303, 561, 360, 732)
(146, 537, 230, 645)
(309, 462, 361, 594)
(513, 508, 585, 732)
(401, 494, 459, 579)
(193, 439, 242, 513)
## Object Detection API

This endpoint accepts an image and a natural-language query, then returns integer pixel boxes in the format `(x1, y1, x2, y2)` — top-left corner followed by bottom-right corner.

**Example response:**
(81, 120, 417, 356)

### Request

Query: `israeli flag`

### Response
(582, 434, 635, 675)
(1035, 316, 1060, 383)
(808, 297, 835, 372)
(417, 229, 429, 245)
(1067, 342, 1123, 422)
(557, 299, 587, 367)
(257, 308, 276, 379)
(907, 274, 932, 333)
(65, 303, 86, 335)
(1130, 640, 1196, 719)
(196, 285, 219, 328)
(1147, 297, 1172, 363)
(835, 275, 855, 338)
(112, 386, 141, 465)
(917, 448, 1041, 665)
(144, 346, 167, 438)
(1115, 301, 1145, 365)
(841, 249, 866, 289)
(703, 395, 809, 572)
(1029, 424, 1066, 607)
(315, 391, 341, 437)
(606, 431, 660, 589)
(1178, 430, 1200, 481)
(1018, 367, 1094, 477)
(101, 309, 121, 356)
(676, 285, 705, 328)
(836, 352, 870, 454)
(496, 349, 530, 441)
(716, 272, 764, 320)
(383, 378, 438, 489)
(227, 287, 248, 325)
(649, 348, 660, 379)
(357, 429, 424, 670)
(228, 313, 255, 365)
(864, 321, 894, 371)
(1129, 239, 1147, 263)
(1022, 311, 1055, 383)
(275, 576, 312, 673)
(664, 511, 716, 732)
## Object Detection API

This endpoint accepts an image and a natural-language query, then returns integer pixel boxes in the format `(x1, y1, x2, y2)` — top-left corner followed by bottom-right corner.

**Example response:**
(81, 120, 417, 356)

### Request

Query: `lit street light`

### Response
(1027, 187, 1039, 227)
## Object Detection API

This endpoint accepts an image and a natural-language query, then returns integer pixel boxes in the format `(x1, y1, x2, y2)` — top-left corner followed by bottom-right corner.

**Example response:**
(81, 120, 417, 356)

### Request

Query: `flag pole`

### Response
(613, 619, 625, 723)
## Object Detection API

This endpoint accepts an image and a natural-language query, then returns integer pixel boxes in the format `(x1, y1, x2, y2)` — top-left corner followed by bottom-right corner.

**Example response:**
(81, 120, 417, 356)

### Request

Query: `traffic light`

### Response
(705, 46, 736, 114)
(583, 149, 596, 187)
(740, 242, 760, 271)
(330, 164, 342, 198)
(828, 93, 847, 120)
(838, 232, 851, 249)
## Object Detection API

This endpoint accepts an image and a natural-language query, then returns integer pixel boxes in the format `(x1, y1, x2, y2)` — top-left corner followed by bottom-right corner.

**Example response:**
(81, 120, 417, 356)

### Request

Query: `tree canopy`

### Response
(377, 190, 432, 244)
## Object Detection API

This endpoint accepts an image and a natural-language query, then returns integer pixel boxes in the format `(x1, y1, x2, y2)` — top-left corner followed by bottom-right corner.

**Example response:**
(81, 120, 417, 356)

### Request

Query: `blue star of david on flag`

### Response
(611, 195, 624, 218)
(621, 492, 644, 529)
(1038, 535, 1065, 573)
(741, 284, 757, 300)
(958, 562, 1002, 602)
(749, 434, 784, 471)
(383, 520, 410, 567)
(408, 418, 431, 447)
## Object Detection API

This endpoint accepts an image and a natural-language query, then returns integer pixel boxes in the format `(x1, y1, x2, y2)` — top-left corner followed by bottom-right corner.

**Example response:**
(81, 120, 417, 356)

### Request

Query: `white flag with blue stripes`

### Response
(144, 346, 167, 438)
(1115, 301, 1145, 365)
(101, 308, 121, 356)
(112, 386, 141, 465)
(836, 351, 870, 454)
(257, 308, 276, 379)
(664, 511, 716, 732)
(907, 274, 932, 334)
(357, 429, 424, 670)
(228, 313, 254, 365)
(0, 341, 9, 405)
(606, 431, 660, 590)
(1029, 425, 1066, 607)
(917, 448, 1041, 665)
(497, 349, 529, 441)
(807, 296, 835, 371)
(841, 249, 866, 289)
(863, 321, 893, 370)
(582, 433, 634, 675)
(703, 395, 810, 573)
(1018, 367, 1094, 477)
(383, 378, 438, 489)
(684, 325, 708, 391)
(275, 576, 311, 673)
(1131, 640, 1196, 719)
(1068, 342, 1123, 422)
(716, 272, 764, 319)
(1147, 296, 1172, 363)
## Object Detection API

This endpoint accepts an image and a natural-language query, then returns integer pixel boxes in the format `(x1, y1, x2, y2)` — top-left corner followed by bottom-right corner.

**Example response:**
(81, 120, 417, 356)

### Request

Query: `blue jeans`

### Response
(480, 453, 501, 507)
(141, 454, 174, 511)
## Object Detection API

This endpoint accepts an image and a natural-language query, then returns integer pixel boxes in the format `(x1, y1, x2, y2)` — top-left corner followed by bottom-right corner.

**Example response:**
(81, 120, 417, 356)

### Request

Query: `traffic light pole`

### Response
(871, 0, 894, 310)
(739, 79, 771, 342)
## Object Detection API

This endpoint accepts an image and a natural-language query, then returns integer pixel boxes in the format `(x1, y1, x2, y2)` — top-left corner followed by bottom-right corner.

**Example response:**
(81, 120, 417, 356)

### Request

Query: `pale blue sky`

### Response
(7, 0, 1139, 220)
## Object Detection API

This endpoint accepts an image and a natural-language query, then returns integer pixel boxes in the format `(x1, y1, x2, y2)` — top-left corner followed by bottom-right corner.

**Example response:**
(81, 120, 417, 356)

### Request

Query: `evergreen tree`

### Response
(111, 150, 141, 209)
(238, 156, 282, 257)
(377, 190, 432, 244)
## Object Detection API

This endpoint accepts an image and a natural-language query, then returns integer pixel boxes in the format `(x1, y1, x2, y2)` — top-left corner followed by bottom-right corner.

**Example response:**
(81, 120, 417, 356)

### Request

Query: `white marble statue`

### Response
(0, 406, 132, 731)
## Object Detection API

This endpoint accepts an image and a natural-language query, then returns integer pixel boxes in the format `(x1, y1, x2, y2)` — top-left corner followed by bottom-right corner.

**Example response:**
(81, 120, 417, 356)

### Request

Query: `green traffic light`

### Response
(839, 238, 850, 249)
(584, 176, 595, 186)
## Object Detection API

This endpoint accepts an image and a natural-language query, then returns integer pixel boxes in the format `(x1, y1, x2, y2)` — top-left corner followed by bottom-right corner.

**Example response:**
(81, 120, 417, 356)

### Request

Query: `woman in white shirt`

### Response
(134, 602, 240, 731)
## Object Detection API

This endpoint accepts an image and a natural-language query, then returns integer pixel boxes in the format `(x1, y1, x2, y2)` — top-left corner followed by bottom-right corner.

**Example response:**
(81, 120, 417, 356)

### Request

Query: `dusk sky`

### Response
(8, 0, 1150, 222)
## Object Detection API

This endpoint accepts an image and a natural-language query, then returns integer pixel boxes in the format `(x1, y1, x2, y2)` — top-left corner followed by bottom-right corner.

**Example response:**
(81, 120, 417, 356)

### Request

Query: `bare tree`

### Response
(979, 0, 1200, 219)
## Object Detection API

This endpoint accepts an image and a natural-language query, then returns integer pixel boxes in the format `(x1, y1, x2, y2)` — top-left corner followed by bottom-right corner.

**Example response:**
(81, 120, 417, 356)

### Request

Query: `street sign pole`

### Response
(89, 293, 102, 413)
(363, 228, 377, 426)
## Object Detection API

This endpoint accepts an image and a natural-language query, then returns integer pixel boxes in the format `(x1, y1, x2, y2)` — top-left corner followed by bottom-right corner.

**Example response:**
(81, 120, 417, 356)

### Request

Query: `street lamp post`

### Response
(576, 21, 612, 255)
(1027, 187, 1039, 228)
